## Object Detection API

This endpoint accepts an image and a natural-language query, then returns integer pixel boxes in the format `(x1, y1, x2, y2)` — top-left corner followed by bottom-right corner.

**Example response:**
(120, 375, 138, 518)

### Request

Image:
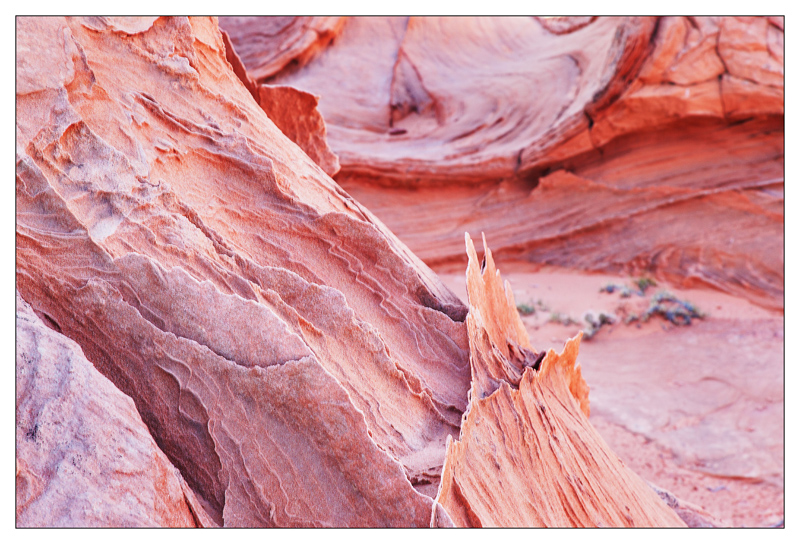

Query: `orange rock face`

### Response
(16, 16, 782, 527)
(231, 16, 783, 311)
(434, 236, 685, 527)
(16, 16, 469, 527)
(220, 29, 340, 177)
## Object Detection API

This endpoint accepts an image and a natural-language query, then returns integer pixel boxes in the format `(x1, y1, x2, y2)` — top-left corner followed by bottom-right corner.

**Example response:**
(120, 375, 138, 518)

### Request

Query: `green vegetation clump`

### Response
(642, 291, 704, 326)
(600, 283, 632, 298)
(597, 279, 705, 329)
(516, 302, 535, 316)
(634, 277, 657, 294)
(516, 298, 551, 317)
(517, 279, 703, 340)
(601, 277, 657, 298)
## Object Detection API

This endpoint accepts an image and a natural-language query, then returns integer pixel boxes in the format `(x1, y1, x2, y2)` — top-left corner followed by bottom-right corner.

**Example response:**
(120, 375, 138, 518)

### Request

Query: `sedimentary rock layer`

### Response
(17, 15, 773, 528)
(339, 155, 783, 310)
(16, 16, 470, 526)
(218, 17, 344, 81)
(258, 17, 658, 182)
(434, 236, 686, 527)
(220, 29, 340, 177)
(16, 292, 214, 527)
(226, 16, 784, 310)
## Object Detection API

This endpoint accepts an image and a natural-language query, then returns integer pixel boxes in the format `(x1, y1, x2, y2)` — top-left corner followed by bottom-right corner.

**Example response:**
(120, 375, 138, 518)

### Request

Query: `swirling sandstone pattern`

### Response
(235, 16, 783, 310)
(16, 16, 468, 526)
(16, 16, 776, 527)
(218, 17, 344, 81)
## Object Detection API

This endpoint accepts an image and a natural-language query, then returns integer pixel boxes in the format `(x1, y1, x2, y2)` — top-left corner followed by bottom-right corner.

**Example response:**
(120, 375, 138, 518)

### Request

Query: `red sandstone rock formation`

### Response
(219, 17, 344, 81)
(16, 16, 778, 527)
(220, 29, 340, 177)
(230, 16, 783, 311)
(16, 16, 468, 527)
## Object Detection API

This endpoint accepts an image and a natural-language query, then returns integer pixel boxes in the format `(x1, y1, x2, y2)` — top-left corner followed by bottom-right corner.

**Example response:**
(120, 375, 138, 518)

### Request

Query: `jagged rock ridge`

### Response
(433, 235, 685, 527)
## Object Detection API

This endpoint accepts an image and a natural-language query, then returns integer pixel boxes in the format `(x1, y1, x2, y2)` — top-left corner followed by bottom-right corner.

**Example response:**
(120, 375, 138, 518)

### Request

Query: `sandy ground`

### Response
(434, 260, 784, 527)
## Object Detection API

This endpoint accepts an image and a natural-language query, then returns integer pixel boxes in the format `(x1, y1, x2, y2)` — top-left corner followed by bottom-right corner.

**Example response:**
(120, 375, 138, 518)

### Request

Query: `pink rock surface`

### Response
(16, 291, 212, 527)
(16, 15, 782, 528)
(339, 154, 782, 311)
(226, 16, 783, 311)
(16, 16, 469, 526)
(264, 17, 656, 183)
(218, 17, 344, 81)
(221, 29, 340, 177)
(436, 262, 784, 526)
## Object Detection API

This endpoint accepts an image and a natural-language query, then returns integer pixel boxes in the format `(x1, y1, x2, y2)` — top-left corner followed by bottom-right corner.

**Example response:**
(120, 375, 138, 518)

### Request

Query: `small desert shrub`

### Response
(634, 277, 657, 294)
(582, 311, 616, 340)
(600, 283, 632, 298)
(549, 312, 578, 326)
(516, 302, 535, 316)
(642, 291, 704, 325)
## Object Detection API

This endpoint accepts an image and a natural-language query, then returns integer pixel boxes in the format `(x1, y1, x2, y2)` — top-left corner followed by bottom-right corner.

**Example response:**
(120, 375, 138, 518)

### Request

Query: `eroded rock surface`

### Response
(17, 15, 780, 528)
(16, 16, 469, 527)
(220, 29, 340, 177)
(16, 291, 213, 527)
(218, 17, 344, 81)
(434, 236, 685, 527)
(225, 16, 783, 311)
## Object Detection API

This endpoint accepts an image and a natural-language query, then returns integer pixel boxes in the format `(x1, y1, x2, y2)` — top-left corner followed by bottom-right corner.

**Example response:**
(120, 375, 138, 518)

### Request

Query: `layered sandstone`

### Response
(16, 16, 469, 526)
(16, 16, 781, 528)
(230, 16, 783, 311)
(219, 17, 344, 81)
(433, 236, 685, 527)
